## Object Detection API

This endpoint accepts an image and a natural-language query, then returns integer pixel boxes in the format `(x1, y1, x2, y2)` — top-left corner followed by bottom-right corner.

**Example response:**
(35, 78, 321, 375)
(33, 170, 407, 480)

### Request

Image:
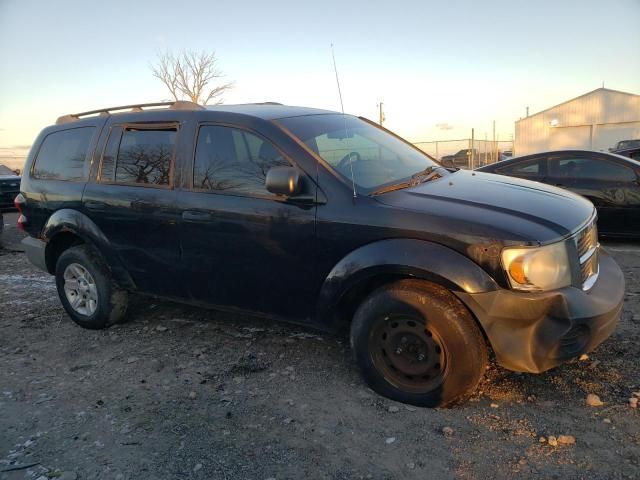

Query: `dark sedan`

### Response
(0, 165, 21, 209)
(476, 149, 640, 237)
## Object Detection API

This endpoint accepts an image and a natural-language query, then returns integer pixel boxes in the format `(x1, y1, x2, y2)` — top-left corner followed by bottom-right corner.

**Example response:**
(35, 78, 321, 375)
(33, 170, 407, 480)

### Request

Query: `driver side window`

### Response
(193, 125, 290, 196)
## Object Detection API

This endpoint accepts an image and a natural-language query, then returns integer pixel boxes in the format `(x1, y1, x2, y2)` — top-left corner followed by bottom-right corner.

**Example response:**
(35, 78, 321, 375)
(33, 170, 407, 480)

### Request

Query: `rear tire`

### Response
(55, 245, 128, 329)
(350, 279, 487, 407)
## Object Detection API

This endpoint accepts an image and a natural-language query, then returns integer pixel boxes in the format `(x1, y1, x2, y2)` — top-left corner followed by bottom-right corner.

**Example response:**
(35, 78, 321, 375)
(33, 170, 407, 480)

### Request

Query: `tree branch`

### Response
(150, 50, 233, 105)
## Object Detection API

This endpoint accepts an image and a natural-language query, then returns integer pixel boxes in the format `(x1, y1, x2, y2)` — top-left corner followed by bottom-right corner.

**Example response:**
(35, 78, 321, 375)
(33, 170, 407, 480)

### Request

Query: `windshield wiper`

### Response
(371, 166, 442, 196)
(370, 180, 413, 196)
(411, 166, 436, 180)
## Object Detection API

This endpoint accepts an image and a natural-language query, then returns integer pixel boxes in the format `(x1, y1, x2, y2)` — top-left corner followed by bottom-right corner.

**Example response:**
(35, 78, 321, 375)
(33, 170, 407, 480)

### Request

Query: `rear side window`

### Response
(497, 159, 540, 177)
(193, 125, 290, 196)
(32, 127, 95, 181)
(99, 125, 177, 186)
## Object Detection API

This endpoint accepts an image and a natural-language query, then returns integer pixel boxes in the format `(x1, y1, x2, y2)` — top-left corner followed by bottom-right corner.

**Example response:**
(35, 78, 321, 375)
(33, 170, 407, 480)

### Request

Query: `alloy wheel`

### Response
(63, 263, 98, 316)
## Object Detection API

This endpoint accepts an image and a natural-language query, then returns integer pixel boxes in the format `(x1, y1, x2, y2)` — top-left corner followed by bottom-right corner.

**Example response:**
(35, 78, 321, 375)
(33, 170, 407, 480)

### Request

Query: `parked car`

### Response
(17, 102, 624, 407)
(477, 149, 640, 237)
(0, 164, 21, 209)
(610, 139, 640, 151)
(611, 146, 640, 162)
(500, 150, 513, 161)
(441, 149, 478, 169)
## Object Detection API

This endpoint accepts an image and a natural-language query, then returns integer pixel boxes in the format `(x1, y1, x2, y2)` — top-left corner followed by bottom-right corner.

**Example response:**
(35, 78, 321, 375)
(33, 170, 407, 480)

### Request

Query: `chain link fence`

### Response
(413, 139, 514, 169)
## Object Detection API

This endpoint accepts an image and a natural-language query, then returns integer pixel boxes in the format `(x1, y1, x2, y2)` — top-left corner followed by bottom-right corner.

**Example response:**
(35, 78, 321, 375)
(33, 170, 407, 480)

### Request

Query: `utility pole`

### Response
(377, 102, 385, 126)
(470, 128, 475, 169)
(484, 133, 488, 166)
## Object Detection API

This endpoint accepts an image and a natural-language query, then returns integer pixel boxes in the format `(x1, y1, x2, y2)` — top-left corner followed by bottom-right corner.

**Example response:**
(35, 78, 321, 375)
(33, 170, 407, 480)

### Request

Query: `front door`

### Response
(545, 154, 640, 236)
(177, 124, 317, 321)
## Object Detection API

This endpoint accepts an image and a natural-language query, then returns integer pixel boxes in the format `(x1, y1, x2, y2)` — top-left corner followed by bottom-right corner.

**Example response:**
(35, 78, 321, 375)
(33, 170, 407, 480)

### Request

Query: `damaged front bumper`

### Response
(456, 248, 624, 373)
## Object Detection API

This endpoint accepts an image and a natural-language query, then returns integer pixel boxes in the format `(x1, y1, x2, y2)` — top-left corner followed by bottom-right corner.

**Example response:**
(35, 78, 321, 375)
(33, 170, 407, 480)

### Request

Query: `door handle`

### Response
(284, 194, 324, 206)
(182, 210, 212, 221)
(85, 201, 106, 210)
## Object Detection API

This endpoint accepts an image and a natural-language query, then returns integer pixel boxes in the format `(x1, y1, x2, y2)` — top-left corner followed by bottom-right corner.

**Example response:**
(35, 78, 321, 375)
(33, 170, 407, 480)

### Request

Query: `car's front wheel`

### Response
(350, 279, 487, 407)
(55, 245, 128, 329)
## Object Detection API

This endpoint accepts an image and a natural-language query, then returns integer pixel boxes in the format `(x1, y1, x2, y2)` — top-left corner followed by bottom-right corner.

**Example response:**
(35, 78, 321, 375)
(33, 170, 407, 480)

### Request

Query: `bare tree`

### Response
(151, 50, 233, 105)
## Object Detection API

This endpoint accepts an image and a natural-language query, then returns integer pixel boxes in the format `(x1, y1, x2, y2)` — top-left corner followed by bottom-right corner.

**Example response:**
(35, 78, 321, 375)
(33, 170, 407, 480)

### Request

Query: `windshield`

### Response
(277, 114, 441, 192)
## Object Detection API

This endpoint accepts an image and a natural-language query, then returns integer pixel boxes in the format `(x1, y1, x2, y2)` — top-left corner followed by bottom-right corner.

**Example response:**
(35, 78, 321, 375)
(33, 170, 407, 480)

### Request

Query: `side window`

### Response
(497, 159, 540, 177)
(99, 125, 177, 186)
(548, 157, 636, 182)
(193, 125, 290, 196)
(32, 127, 95, 181)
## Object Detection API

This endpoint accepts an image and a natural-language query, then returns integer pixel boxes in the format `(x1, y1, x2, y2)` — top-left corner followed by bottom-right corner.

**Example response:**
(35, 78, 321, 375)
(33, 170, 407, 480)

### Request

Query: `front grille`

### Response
(0, 182, 20, 194)
(573, 219, 599, 291)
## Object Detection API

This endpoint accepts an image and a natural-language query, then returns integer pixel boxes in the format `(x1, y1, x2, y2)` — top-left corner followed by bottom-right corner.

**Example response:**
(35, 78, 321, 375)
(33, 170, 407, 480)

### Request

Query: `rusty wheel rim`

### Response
(369, 315, 447, 394)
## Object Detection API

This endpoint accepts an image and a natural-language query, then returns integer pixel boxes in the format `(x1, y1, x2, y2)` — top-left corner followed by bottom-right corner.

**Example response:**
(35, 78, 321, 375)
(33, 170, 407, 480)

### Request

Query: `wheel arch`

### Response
(315, 238, 498, 332)
(42, 209, 136, 290)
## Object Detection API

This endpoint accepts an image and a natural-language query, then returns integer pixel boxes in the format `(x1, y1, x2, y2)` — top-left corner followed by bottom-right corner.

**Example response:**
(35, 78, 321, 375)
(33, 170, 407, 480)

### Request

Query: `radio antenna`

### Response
(331, 44, 357, 199)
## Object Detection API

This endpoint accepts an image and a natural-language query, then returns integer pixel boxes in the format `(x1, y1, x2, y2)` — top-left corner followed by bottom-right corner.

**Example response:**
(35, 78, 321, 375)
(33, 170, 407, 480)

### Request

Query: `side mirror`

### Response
(265, 166, 301, 196)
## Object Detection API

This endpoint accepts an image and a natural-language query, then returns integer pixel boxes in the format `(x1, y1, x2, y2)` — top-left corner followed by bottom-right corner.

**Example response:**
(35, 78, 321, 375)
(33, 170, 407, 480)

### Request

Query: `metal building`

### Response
(514, 88, 640, 155)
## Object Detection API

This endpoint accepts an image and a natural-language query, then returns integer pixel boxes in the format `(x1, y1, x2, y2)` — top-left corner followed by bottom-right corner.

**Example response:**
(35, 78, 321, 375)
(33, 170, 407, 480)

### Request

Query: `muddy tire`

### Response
(350, 279, 487, 408)
(54, 245, 128, 329)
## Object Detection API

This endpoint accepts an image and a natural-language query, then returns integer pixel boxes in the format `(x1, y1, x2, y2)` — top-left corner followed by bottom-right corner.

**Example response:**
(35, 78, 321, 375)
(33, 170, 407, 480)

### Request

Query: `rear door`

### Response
(545, 153, 640, 235)
(177, 123, 318, 321)
(82, 122, 184, 297)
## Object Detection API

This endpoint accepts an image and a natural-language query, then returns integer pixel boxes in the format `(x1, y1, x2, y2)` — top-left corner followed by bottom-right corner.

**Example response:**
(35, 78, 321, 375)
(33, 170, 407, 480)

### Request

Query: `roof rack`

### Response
(55, 101, 205, 125)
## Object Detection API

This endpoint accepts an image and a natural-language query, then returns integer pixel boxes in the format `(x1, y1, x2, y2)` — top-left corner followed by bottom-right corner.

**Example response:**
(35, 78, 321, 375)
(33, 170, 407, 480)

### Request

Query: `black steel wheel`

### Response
(351, 279, 487, 408)
(369, 314, 447, 394)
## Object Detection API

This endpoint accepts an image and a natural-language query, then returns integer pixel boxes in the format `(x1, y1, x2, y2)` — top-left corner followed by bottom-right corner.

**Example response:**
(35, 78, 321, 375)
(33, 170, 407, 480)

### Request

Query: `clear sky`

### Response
(1, 0, 639, 169)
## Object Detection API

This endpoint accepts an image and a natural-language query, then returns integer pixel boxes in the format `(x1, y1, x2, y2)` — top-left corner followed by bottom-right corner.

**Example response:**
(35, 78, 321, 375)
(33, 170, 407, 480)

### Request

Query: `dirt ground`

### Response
(1, 211, 639, 480)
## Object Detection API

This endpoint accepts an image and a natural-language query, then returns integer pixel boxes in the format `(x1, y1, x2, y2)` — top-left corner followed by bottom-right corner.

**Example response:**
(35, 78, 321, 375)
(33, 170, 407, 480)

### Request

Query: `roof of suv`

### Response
(205, 103, 338, 120)
(55, 101, 340, 125)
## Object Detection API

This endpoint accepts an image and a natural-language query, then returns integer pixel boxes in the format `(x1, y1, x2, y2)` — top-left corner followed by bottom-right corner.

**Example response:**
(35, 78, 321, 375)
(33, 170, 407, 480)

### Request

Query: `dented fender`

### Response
(315, 238, 499, 328)
(42, 209, 136, 289)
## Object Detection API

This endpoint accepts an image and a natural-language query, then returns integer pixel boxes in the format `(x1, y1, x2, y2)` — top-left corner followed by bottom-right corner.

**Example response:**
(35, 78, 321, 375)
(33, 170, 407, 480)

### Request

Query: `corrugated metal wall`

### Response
(515, 89, 640, 155)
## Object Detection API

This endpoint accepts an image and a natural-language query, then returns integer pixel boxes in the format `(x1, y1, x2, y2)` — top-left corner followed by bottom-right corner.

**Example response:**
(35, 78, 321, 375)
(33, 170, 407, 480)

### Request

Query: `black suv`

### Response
(18, 101, 624, 407)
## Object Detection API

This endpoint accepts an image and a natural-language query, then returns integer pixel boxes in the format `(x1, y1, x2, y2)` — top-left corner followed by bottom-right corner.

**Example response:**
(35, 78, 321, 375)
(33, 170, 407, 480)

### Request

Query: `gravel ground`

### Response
(1, 211, 639, 480)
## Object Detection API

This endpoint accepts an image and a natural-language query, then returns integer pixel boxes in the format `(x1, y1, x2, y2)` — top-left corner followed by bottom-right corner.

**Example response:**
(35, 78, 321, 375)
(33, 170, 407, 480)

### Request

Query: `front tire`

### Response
(350, 280, 487, 407)
(55, 245, 128, 329)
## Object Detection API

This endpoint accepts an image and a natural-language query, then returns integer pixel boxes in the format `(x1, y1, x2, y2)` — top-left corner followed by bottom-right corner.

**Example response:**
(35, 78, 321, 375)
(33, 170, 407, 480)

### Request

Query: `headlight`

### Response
(501, 242, 571, 291)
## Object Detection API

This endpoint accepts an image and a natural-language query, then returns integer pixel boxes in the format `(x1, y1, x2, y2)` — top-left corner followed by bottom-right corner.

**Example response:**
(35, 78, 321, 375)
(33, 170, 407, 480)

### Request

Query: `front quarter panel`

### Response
(316, 238, 498, 329)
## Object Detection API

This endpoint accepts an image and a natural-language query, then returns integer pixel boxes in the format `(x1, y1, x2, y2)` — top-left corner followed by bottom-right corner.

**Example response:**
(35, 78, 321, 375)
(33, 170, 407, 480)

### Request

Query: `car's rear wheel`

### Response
(350, 279, 487, 407)
(55, 245, 128, 329)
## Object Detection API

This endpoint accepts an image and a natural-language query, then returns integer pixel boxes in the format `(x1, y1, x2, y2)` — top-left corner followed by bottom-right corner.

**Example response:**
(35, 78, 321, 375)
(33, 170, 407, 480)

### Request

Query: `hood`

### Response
(374, 170, 594, 244)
